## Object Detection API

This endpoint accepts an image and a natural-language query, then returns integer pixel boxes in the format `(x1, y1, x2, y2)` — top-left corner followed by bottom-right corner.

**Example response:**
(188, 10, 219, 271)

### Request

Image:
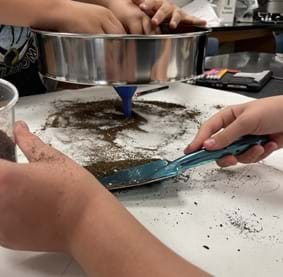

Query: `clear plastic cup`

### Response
(0, 79, 19, 161)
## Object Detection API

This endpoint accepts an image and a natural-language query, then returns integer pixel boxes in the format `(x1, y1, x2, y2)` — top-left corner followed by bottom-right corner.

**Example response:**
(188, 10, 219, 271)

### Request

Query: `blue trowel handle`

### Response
(175, 135, 268, 172)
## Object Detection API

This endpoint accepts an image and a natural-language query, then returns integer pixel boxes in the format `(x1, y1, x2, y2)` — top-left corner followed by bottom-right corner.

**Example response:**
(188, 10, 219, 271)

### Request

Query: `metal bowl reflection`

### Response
(34, 25, 210, 85)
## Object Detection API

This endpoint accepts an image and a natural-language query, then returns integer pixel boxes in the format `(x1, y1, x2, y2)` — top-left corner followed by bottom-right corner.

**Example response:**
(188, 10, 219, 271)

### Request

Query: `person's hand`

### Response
(57, 1, 126, 34)
(0, 120, 103, 252)
(103, 0, 160, 34)
(0, 0, 125, 36)
(0, 121, 208, 277)
(184, 96, 283, 167)
(132, 0, 206, 28)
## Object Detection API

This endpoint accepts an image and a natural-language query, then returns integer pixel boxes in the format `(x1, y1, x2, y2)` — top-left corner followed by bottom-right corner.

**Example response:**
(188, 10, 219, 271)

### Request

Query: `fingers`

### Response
(216, 145, 264, 167)
(141, 16, 162, 34)
(138, 0, 206, 27)
(170, 10, 206, 29)
(184, 106, 240, 153)
(203, 116, 252, 151)
(142, 15, 153, 34)
(194, 110, 251, 152)
(153, 25, 162, 34)
(139, 0, 157, 13)
(254, 141, 278, 162)
(216, 141, 278, 167)
(181, 14, 207, 26)
(216, 155, 238, 167)
(184, 98, 283, 168)
(170, 9, 182, 29)
(151, 2, 173, 26)
(14, 121, 61, 163)
(105, 23, 126, 34)
(236, 145, 265, 164)
(128, 21, 144, 34)
(105, 16, 126, 34)
(269, 133, 283, 149)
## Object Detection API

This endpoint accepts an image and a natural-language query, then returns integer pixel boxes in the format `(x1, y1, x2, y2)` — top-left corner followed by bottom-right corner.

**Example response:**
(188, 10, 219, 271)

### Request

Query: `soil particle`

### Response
(214, 104, 224, 110)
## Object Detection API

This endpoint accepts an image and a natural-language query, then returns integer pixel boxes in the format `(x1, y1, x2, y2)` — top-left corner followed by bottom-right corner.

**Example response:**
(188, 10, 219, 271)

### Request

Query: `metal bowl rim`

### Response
(32, 27, 211, 40)
(42, 73, 190, 86)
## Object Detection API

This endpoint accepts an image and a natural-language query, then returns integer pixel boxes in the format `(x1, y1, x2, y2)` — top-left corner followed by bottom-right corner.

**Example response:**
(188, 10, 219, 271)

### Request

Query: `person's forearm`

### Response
(0, 0, 70, 29)
(69, 183, 208, 277)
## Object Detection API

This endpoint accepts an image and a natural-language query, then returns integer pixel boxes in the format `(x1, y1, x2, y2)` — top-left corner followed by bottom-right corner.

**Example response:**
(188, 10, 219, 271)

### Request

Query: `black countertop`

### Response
(210, 22, 283, 31)
(203, 52, 283, 99)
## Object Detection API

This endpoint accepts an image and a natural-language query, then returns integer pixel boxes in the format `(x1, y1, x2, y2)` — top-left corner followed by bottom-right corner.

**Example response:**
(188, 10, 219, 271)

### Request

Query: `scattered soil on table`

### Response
(214, 104, 224, 110)
(0, 130, 15, 161)
(182, 108, 201, 120)
(226, 211, 263, 234)
(42, 99, 202, 178)
(43, 100, 148, 143)
(43, 100, 201, 142)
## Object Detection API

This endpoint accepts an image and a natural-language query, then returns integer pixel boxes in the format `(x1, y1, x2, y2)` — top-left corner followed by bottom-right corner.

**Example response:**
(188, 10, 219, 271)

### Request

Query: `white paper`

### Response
(182, 0, 221, 26)
(1, 84, 282, 277)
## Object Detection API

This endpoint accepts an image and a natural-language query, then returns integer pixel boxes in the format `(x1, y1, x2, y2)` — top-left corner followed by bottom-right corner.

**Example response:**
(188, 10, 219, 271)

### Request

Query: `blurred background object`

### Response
(273, 32, 283, 53)
(207, 37, 219, 56)
(267, 0, 283, 13)
(217, 0, 237, 23)
(235, 0, 259, 22)
(182, 0, 221, 26)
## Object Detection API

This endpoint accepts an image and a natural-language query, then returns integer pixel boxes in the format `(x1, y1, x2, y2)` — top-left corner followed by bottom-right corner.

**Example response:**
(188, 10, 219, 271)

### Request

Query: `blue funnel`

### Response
(114, 86, 137, 118)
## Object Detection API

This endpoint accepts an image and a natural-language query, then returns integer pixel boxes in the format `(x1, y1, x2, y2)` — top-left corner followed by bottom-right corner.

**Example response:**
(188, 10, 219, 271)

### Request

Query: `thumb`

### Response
(203, 118, 249, 150)
(14, 121, 61, 163)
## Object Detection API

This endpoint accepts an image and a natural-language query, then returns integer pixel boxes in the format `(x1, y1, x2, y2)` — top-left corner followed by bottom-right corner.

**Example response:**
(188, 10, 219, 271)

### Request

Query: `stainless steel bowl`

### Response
(34, 25, 210, 85)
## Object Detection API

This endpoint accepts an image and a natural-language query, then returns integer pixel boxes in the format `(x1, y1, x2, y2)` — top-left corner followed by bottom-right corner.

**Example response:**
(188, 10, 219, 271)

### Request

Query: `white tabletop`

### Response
(2, 83, 283, 277)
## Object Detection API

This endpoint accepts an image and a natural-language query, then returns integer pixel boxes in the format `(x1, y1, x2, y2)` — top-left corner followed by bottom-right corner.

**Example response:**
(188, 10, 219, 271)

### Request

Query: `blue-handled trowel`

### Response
(98, 135, 268, 190)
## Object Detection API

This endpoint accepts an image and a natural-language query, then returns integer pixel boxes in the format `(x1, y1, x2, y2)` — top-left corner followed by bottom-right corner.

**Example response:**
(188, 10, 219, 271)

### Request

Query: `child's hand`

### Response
(0, 121, 208, 277)
(0, 0, 126, 35)
(58, 2, 126, 34)
(104, 0, 160, 34)
(0, 121, 102, 252)
(184, 96, 283, 167)
(133, 0, 206, 28)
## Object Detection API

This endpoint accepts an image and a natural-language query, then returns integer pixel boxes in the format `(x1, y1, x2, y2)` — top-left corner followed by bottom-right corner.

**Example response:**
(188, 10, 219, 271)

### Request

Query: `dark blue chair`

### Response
(273, 32, 283, 53)
(206, 37, 219, 56)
